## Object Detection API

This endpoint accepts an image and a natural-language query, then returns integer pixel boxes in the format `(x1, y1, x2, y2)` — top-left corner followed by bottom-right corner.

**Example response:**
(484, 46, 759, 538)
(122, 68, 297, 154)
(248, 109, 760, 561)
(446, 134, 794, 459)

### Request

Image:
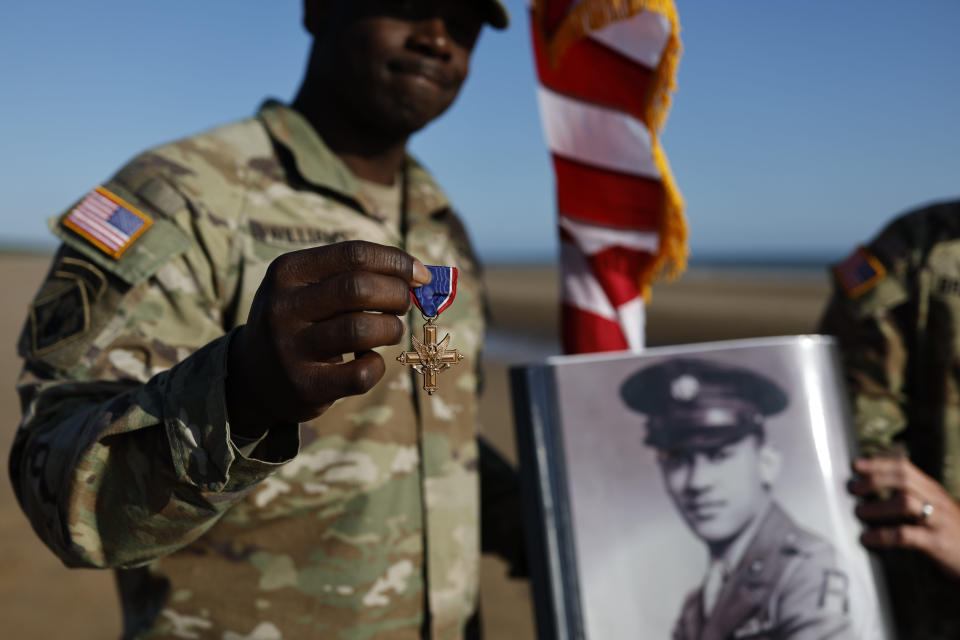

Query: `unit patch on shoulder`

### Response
(29, 277, 90, 355)
(62, 186, 152, 259)
(833, 247, 887, 298)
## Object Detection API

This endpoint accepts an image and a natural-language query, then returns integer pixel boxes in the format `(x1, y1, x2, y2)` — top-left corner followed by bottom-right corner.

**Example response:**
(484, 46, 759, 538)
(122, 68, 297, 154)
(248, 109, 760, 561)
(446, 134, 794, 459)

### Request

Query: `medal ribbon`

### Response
(411, 265, 458, 317)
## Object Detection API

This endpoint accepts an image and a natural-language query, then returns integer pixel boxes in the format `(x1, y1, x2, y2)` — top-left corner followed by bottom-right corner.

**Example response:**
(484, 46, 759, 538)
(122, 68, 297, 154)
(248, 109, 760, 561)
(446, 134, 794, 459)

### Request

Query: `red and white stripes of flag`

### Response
(531, 0, 686, 353)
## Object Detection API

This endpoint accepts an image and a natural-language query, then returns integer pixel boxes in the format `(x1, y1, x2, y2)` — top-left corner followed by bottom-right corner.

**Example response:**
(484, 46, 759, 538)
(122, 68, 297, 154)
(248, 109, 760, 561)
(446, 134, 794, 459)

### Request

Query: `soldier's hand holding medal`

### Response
(849, 455, 960, 580)
(226, 240, 431, 438)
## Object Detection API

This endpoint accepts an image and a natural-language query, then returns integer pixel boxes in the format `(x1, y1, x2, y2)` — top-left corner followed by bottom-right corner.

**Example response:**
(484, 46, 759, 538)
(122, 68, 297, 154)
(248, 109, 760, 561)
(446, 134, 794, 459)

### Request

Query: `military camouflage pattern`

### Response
(819, 200, 960, 639)
(10, 101, 486, 639)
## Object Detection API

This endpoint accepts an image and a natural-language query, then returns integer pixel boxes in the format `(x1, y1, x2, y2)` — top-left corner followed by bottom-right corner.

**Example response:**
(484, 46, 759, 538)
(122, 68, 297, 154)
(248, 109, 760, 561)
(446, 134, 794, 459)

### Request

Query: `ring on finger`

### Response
(920, 501, 935, 523)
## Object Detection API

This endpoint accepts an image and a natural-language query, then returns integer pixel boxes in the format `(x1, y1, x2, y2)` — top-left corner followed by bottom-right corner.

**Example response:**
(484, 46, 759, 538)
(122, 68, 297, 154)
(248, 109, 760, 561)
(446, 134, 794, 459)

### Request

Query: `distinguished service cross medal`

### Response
(397, 265, 463, 395)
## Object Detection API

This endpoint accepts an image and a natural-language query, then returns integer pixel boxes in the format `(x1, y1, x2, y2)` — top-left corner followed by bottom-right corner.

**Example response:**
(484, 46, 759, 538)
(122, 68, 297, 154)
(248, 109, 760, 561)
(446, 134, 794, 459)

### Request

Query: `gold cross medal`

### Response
(397, 265, 464, 395)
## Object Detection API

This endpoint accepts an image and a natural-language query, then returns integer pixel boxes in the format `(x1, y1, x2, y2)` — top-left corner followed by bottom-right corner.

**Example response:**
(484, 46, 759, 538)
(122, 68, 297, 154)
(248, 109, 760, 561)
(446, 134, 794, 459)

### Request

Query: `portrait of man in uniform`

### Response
(620, 358, 852, 639)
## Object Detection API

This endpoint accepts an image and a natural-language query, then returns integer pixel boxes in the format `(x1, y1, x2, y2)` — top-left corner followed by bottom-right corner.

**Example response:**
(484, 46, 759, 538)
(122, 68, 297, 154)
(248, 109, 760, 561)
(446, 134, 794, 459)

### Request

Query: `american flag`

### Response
(833, 247, 885, 298)
(531, 0, 686, 353)
(63, 187, 152, 259)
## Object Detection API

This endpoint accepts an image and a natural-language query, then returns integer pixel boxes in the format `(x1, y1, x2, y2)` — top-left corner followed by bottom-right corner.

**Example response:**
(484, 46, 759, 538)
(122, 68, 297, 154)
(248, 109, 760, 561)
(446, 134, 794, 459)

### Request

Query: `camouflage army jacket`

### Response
(10, 101, 486, 640)
(819, 200, 960, 639)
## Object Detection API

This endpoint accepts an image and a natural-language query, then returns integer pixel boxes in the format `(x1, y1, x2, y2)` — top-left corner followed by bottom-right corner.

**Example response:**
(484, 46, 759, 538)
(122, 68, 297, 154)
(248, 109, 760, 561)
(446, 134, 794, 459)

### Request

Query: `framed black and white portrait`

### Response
(511, 336, 894, 639)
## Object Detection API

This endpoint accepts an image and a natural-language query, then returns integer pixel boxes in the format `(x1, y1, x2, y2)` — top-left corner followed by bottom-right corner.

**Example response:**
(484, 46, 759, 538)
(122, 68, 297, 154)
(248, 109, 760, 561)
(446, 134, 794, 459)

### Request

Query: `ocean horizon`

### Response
(0, 240, 843, 273)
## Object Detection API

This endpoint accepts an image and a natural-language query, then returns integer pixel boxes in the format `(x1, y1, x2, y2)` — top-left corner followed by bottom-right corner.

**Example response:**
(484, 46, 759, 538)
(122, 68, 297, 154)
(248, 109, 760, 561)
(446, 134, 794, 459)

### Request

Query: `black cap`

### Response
(482, 1, 509, 29)
(620, 358, 789, 451)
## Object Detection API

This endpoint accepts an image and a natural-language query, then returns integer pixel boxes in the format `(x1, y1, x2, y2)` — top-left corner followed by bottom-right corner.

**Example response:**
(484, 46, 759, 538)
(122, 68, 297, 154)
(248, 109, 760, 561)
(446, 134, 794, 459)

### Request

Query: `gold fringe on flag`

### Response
(534, 0, 687, 297)
(645, 143, 686, 299)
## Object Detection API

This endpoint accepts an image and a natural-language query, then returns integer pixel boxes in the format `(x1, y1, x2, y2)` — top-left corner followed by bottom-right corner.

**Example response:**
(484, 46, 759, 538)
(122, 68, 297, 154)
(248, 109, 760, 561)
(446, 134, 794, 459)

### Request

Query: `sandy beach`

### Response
(0, 253, 832, 639)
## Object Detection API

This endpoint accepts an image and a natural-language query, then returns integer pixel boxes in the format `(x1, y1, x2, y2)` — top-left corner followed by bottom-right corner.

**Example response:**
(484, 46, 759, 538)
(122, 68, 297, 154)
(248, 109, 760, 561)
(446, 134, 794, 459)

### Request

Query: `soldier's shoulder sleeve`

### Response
(52, 148, 205, 281)
(142, 116, 272, 220)
(20, 117, 272, 373)
(781, 522, 843, 565)
(20, 170, 194, 374)
(872, 200, 960, 263)
(820, 204, 960, 453)
(817, 211, 932, 452)
(826, 228, 911, 321)
(843, 201, 960, 315)
(10, 128, 298, 569)
(772, 526, 852, 636)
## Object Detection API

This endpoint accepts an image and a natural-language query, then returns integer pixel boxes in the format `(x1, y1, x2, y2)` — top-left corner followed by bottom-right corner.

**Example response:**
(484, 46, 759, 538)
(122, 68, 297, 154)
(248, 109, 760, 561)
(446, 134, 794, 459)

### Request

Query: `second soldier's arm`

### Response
(817, 261, 912, 455)
(774, 546, 852, 639)
(820, 240, 960, 576)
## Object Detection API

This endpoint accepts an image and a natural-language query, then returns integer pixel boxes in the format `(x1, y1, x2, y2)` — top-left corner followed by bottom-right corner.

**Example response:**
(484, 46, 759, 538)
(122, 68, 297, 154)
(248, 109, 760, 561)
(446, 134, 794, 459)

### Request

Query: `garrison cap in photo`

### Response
(619, 358, 789, 451)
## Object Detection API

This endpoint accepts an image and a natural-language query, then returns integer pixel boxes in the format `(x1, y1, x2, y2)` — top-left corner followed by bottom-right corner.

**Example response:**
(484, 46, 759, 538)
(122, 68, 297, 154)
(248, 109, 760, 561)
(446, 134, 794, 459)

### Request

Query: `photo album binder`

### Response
(511, 336, 894, 640)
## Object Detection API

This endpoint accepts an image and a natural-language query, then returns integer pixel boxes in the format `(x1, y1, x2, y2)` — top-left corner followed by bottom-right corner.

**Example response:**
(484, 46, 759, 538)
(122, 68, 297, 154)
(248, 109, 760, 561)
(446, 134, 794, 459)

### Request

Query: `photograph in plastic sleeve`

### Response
(547, 338, 893, 639)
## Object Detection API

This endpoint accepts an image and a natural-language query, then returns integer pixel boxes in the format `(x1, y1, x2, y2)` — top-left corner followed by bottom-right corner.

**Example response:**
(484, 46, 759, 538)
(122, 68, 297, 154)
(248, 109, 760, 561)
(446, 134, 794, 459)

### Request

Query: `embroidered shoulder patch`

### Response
(62, 186, 152, 259)
(833, 247, 887, 298)
(29, 277, 90, 355)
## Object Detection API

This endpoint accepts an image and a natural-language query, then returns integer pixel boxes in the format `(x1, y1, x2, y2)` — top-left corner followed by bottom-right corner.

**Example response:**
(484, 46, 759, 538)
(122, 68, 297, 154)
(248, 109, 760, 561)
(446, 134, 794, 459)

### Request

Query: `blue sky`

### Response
(1, 0, 958, 262)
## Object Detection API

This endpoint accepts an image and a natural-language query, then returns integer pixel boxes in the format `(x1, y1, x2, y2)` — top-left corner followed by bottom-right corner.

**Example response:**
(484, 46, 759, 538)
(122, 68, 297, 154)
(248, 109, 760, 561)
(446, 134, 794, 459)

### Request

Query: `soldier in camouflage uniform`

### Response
(820, 200, 960, 639)
(8, 2, 517, 638)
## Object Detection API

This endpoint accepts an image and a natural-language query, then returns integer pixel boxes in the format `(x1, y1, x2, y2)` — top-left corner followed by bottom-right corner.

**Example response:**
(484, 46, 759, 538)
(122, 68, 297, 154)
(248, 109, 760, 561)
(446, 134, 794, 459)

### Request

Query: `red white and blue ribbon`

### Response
(411, 265, 458, 317)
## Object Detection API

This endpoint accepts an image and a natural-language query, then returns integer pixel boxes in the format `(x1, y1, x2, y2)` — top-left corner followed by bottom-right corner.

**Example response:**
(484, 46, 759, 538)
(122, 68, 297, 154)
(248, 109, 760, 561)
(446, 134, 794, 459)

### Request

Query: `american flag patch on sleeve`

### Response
(63, 186, 152, 259)
(833, 246, 886, 298)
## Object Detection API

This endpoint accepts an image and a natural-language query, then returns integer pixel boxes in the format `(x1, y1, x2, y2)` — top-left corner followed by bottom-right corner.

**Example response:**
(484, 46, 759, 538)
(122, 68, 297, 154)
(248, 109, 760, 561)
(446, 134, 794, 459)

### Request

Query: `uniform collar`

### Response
(256, 100, 450, 219)
(714, 500, 771, 578)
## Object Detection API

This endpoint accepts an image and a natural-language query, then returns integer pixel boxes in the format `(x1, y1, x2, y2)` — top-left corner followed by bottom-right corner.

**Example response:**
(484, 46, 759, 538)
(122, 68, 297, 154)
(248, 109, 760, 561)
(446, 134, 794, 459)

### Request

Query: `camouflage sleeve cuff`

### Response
(154, 328, 299, 493)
